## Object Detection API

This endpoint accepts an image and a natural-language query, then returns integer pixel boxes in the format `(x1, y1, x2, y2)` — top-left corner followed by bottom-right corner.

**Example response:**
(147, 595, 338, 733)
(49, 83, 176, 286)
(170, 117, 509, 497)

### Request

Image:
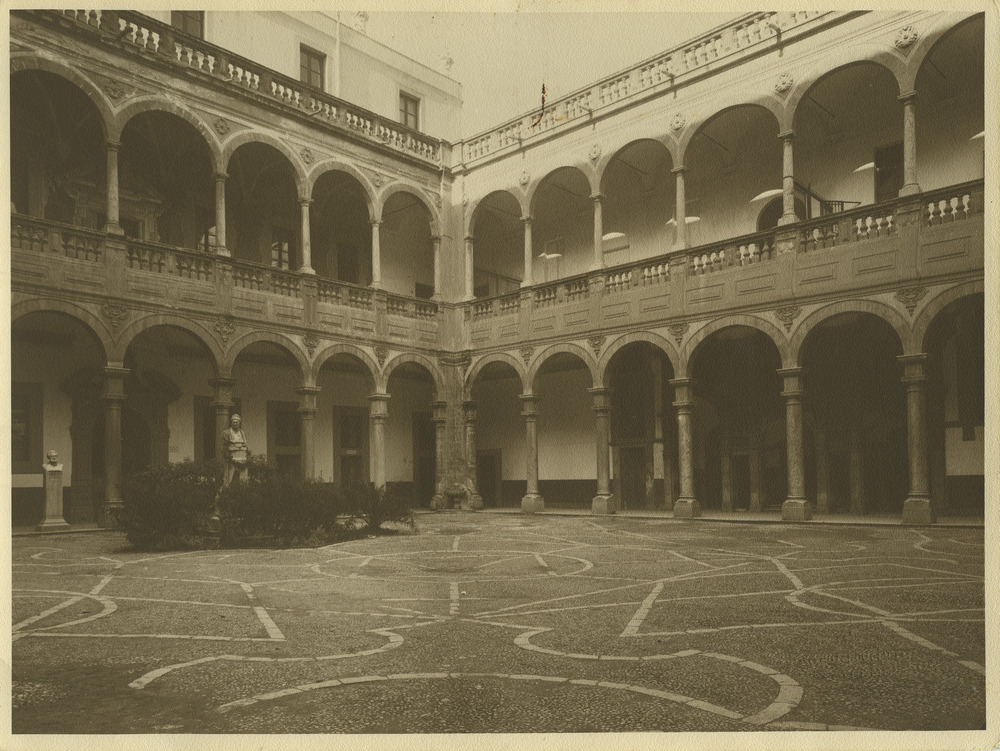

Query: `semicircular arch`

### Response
(527, 341, 597, 393)
(913, 279, 984, 353)
(311, 342, 380, 386)
(682, 314, 790, 375)
(222, 131, 308, 197)
(525, 164, 594, 215)
(787, 54, 904, 130)
(598, 331, 679, 387)
(10, 54, 113, 140)
(383, 352, 444, 397)
(467, 189, 524, 237)
(376, 184, 441, 235)
(790, 299, 911, 365)
(111, 97, 222, 171)
(596, 137, 676, 196)
(11, 298, 112, 362)
(677, 102, 783, 163)
(224, 330, 309, 380)
(905, 12, 984, 93)
(465, 351, 527, 398)
(116, 314, 223, 372)
(307, 160, 378, 220)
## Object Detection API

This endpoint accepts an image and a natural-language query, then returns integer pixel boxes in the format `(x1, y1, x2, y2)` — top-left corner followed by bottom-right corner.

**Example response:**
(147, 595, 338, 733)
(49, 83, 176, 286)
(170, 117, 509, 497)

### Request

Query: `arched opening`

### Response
(800, 313, 906, 515)
(690, 327, 785, 511)
(119, 111, 215, 248)
(11, 311, 106, 524)
(685, 105, 781, 244)
(601, 140, 674, 265)
(316, 353, 377, 487)
(923, 293, 984, 517)
(535, 352, 595, 508)
(470, 191, 523, 298)
(915, 15, 985, 191)
(227, 143, 300, 269)
(381, 192, 434, 298)
(605, 342, 677, 510)
(10, 70, 105, 226)
(386, 362, 438, 507)
(794, 63, 902, 211)
(469, 361, 524, 507)
(531, 167, 593, 282)
(310, 171, 372, 285)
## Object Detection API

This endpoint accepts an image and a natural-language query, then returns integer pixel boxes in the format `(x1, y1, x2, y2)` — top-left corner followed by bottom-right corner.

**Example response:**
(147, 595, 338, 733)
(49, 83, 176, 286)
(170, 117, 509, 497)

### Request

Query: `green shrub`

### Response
(120, 460, 221, 550)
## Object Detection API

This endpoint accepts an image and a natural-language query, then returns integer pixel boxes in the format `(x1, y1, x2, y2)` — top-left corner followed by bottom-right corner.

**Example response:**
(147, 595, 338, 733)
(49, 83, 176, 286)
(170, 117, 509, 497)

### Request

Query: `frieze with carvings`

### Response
(300, 147, 316, 165)
(895, 285, 927, 314)
(103, 82, 128, 101)
(669, 113, 686, 133)
(588, 335, 606, 357)
(666, 322, 689, 345)
(375, 344, 389, 368)
(894, 25, 919, 50)
(369, 172, 387, 189)
(773, 73, 794, 96)
(303, 334, 320, 357)
(213, 118, 231, 136)
(774, 304, 802, 332)
(215, 318, 236, 344)
(101, 303, 128, 331)
(520, 345, 534, 368)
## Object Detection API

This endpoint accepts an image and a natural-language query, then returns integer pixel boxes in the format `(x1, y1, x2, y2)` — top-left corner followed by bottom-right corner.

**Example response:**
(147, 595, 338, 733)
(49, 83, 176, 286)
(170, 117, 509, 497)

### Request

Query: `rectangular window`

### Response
(399, 92, 420, 131)
(171, 11, 204, 38)
(300, 46, 325, 91)
(271, 227, 292, 270)
(11, 382, 43, 475)
(267, 401, 301, 477)
(334, 407, 369, 487)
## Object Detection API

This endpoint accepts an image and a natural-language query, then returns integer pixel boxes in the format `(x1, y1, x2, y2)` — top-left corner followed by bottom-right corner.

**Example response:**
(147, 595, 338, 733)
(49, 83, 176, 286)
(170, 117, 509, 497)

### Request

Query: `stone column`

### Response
(520, 394, 544, 513)
(778, 131, 797, 225)
(296, 386, 321, 480)
(209, 377, 236, 462)
(899, 93, 920, 197)
(521, 216, 534, 287)
(214, 172, 229, 255)
(37, 452, 70, 532)
(368, 393, 390, 490)
(591, 193, 604, 270)
(431, 400, 447, 508)
(672, 167, 688, 251)
(779, 367, 811, 520)
(431, 235, 442, 301)
(100, 366, 129, 527)
(670, 378, 700, 517)
(370, 220, 382, 288)
(721, 437, 733, 511)
(299, 198, 315, 274)
(899, 354, 934, 523)
(464, 235, 475, 301)
(462, 401, 484, 509)
(105, 141, 123, 235)
(589, 387, 616, 514)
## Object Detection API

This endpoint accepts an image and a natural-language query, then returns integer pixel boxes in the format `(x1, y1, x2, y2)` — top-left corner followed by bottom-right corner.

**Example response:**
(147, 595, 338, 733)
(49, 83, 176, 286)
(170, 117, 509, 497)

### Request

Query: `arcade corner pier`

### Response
(9, 10, 986, 529)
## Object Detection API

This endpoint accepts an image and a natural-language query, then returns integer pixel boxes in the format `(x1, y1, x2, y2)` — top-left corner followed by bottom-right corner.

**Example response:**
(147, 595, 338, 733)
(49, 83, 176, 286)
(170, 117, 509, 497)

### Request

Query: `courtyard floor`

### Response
(10, 511, 987, 735)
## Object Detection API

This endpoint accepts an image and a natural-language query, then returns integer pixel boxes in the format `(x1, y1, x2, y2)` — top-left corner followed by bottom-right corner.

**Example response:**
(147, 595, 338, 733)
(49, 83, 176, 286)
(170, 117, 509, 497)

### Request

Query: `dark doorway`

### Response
(413, 412, 436, 507)
(828, 450, 851, 513)
(476, 449, 502, 508)
(619, 446, 647, 509)
(732, 454, 751, 510)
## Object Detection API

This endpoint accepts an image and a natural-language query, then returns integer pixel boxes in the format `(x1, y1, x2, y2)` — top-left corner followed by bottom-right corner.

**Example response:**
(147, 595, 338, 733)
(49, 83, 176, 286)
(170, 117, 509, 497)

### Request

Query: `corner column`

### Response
(671, 166, 688, 251)
(589, 387, 616, 514)
(105, 141, 123, 235)
(464, 235, 475, 301)
(368, 393, 390, 490)
(591, 193, 604, 270)
(670, 378, 700, 517)
(521, 216, 534, 287)
(431, 236, 442, 301)
(778, 131, 797, 225)
(463, 400, 484, 509)
(296, 386, 321, 480)
(520, 394, 544, 513)
(370, 220, 382, 288)
(299, 197, 315, 274)
(779, 367, 811, 520)
(899, 92, 920, 197)
(431, 400, 447, 508)
(100, 366, 129, 527)
(214, 172, 230, 255)
(898, 354, 934, 523)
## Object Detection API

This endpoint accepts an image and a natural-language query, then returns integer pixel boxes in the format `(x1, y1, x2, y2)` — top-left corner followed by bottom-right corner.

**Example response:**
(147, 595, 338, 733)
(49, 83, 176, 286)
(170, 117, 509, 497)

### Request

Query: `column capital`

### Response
(299, 196, 313, 207)
(370, 218, 381, 228)
(777, 366, 804, 395)
(521, 215, 533, 224)
(778, 130, 795, 141)
(898, 353, 928, 385)
(214, 172, 229, 182)
(105, 140, 121, 151)
(463, 399, 478, 416)
(898, 91, 918, 104)
(668, 377, 695, 403)
(519, 393, 540, 417)
(590, 192, 604, 202)
(465, 234, 474, 243)
(208, 376, 236, 389)
(295, 385, 322, 397)
(671, 165, 686, 175)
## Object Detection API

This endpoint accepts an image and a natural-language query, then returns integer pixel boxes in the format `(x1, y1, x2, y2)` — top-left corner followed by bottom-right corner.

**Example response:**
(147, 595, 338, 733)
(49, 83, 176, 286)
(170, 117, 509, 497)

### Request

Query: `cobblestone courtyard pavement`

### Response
(10, 512, 987, 735)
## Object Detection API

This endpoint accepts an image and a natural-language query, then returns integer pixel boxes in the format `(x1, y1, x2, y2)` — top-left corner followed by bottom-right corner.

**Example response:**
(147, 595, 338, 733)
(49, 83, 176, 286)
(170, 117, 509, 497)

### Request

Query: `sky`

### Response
(363, 12, 741, 136)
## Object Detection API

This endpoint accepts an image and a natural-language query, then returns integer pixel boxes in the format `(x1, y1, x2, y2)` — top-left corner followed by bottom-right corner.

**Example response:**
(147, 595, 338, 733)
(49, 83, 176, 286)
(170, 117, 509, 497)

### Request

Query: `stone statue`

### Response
(45, 449, 61, 469)
(221, 413, 249, 485)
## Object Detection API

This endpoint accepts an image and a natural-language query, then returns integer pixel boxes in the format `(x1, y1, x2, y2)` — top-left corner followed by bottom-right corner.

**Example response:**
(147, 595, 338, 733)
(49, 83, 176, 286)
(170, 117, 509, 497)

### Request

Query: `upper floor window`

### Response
(171, 11, 204, 39)
(300, 46, 325, 91)
(399, 92, 420, 131)
(271, 227, 292, 270)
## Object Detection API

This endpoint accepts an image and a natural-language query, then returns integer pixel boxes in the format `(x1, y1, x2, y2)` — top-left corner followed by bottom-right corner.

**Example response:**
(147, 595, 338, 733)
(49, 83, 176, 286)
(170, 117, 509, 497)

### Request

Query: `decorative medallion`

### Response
(588, 143, 602, 164)
(520, 345, 535, 368)
(519, 170, 531, 188)
(773, 72, 794, 96)
(213, 118, 231, 136)
(303, 333, 320, 357)
(669, 113, 686, 133)
(375, 344, 389, 368)
(101, 303, 128, 331)
(370, 172, 385, 189)
(666, 321, 689, 345)
(103, 82, 126, 101)
(894, 25, 919, 50)
(214, 318, 236, 344)
(895, 285, 927, 315)
(300, 147, 316, 165)
(588, 335, 606, 357)
(774, 304, 802, 332)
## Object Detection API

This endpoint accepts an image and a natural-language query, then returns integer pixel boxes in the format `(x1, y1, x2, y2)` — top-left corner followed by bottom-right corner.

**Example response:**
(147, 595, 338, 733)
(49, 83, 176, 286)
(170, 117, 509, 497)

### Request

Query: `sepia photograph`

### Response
(4, 4, 994, 749)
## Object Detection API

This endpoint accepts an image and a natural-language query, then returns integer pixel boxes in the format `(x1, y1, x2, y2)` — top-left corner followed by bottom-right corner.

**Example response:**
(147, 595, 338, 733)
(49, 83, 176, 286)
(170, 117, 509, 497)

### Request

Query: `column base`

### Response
(899, 183, 922, 197)
(671, 241, 691, 252)
(463, 493, 484, 511)
(214, 246, 231, 257)
(672, 498, 701, 518)
(35, 518, 71, 532)
(902, 496, 935, 524)
(97, 502, 123, 529)
(430, 494, 448, 511)
(777, 213, 798, 226)
(300, 266, 316, 275)
(781, 498, 812, 521)
(521, 494, 545, 514)
(591, 494, 616, 515)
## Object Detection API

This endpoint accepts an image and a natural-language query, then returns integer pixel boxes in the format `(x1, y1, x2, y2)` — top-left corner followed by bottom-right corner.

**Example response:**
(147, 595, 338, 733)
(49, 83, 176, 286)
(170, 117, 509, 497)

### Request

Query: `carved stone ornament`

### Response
(588, 335, 606, 357)
(103, 82, 126, 101)
(669, 113, 686, 133)
(215, 318, 236, 344)
(371, 172, 385, 189)
(300, 148, 316, 165)
(519, 170, 531, 188)
(303, 334, 320, 357)
(773, 73, 794, 96)
(520, 345, 535, 368)
(666, 322, 689, 345)
(101, 303, 128, 331)
(774, 304, 803, 332)
(375, 344, 390, 368)
(894, 25, 919, 50)
(433, 194, 442, 209)
(895, 285, 928, 314)
(588, 143, 602, 164)
(213, 118, 231, 137)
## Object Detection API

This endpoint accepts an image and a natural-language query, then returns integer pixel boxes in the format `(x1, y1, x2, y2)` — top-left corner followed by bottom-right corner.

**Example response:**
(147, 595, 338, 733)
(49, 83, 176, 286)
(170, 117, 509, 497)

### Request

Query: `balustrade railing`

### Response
(124, 239, 214, 280)
(11, 214, 104, 262)
(922, 180, 984, 226)
(798, 201, 897, 252)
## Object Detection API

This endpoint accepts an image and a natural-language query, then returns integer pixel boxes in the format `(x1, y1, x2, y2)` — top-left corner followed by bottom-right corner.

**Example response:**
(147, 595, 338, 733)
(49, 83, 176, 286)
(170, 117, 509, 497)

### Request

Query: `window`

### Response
(399, 92, 420, 131)
(267, 401, 301, 477)
(11, 382, 43, 475)
(171, 11, 204, 38)
(300, 46, 325, 91)
(334, 407, 369, 487)
(271, 227, 292, 270)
